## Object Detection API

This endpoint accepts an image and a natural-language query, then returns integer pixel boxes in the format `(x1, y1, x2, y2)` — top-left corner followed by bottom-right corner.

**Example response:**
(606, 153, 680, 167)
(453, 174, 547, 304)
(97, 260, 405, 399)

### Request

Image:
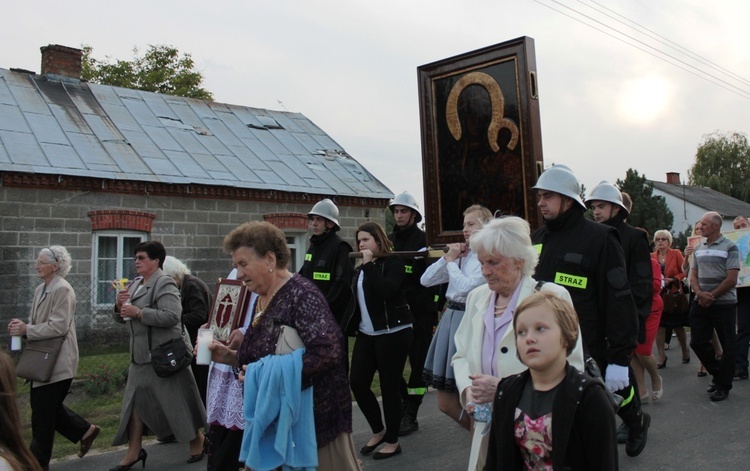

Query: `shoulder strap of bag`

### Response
(147, 275, 185, 350)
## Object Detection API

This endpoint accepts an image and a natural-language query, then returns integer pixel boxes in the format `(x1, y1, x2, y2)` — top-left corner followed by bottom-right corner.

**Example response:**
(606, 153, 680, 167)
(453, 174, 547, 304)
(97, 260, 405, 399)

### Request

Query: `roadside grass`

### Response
(27, 337, 410, 460)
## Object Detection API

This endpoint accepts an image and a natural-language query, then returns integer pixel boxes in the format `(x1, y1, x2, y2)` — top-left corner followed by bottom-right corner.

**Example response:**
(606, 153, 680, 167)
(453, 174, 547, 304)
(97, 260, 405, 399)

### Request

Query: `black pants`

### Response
(30, 378, 90, 467)
(350, 328, 412, 444)
(207, 424, 244, 471)
(735, 289, 750, 371)
(400, 312, 434, 404)
(691, 302, 737, 389)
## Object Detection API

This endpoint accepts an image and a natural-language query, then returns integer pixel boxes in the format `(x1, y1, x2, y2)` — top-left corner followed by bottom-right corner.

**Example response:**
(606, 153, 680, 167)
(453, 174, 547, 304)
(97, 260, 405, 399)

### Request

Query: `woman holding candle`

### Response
(111, 241, 206, 470)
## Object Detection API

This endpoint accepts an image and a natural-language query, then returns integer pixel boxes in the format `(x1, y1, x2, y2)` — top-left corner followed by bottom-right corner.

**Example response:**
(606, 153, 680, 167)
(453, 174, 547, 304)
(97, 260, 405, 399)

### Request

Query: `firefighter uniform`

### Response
(389, 222, 437, 435)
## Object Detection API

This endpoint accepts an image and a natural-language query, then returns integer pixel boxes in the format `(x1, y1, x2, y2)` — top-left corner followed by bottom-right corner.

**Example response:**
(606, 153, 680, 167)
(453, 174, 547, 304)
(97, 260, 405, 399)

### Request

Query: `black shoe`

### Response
(616, 422, 629, 444)
(398, 415, 419, 436)
(734, 369, 749, 380)
(109, 449, 147, 471)
(373, 444, 402, 460)
(625, 413, 650, 457)
(656, 357, 667, 369)
(187, 435, 208, 463)
(158, 434, 176, 444)
(360, 436, 386, 456)
(709, 389, 729, 402)
(707, 383, 719, 393)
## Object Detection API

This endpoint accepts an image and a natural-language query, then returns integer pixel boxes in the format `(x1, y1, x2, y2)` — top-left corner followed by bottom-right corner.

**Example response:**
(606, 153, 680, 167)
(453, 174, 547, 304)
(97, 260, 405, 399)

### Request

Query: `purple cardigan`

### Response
(237, 274, 351, 448)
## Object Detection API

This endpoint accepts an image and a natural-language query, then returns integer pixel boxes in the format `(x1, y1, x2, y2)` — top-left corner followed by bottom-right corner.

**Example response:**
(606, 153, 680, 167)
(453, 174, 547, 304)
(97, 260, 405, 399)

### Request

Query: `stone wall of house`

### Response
(0, 186, 386, 346)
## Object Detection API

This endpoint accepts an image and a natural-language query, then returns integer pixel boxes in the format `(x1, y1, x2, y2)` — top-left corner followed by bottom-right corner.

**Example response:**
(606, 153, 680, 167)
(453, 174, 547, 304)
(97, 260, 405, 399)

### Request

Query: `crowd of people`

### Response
(4, 162, 750, 470)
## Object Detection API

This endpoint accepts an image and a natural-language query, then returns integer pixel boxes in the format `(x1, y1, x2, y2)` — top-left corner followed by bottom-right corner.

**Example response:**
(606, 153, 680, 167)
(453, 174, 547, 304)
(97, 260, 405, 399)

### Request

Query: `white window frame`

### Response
(285, 232, 308, 273)
(91, 231, 147, 307)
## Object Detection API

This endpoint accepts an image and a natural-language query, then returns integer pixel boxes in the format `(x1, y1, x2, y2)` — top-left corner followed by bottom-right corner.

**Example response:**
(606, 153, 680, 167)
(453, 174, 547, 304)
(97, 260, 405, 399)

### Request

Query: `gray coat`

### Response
(112, 269, 185, 364)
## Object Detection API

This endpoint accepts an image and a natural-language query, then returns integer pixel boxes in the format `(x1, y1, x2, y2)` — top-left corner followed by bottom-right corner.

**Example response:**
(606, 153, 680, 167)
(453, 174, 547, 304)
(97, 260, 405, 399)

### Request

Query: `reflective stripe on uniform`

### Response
(305, 253, 312, 261)
(313, 272, 331, 281)
(619, 384, 635, 407)
(554, 272, 588, 289)
(533, 243, 542, 254)
(407, 387, 426, 396)
(404, 265, 413, 274)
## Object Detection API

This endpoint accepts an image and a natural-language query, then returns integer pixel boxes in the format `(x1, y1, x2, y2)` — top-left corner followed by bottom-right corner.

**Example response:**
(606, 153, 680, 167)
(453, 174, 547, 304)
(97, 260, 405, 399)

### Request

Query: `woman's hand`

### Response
(227, 329, 245, 350)
(119, 303, 139, 321)
(208, 340, 239, 366)
(115, 289, 131, 309)
(7, 318, 27, 336)
(237, 364, 247, 383)
(361, 249, 374, 264)
(469, 374, 500, 404)
(444, 243, 467, 263)
(684, 246, 694, 257)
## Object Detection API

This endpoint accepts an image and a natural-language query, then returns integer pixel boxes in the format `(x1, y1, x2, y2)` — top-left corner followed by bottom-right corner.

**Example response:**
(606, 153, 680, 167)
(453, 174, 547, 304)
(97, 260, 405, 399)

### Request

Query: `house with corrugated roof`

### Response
(0, 44, 392, 343)
(651, 172, 750, 234)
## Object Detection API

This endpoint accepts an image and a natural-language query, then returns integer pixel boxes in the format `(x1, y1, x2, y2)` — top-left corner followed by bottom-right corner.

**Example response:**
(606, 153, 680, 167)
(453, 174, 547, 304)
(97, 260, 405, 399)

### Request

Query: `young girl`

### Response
(421, 204, 491, 430)
(485, 291, 618, 470)
(342, 222, 413, 460)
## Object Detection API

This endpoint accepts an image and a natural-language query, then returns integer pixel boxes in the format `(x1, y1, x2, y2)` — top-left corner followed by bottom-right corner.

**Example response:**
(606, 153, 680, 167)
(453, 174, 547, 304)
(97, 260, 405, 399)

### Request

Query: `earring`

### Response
(268, 268, 273, 273)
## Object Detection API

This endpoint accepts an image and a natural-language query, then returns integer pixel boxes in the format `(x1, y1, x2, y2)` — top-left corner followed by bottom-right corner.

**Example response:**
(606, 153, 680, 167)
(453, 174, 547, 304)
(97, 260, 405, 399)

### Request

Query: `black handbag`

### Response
(143, 276, 193, 378)
(149, 335, 193, 378)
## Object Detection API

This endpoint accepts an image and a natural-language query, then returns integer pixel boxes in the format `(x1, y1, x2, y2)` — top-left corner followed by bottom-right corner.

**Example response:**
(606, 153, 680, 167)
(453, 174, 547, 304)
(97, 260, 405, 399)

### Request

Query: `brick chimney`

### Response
(40, 44, 82, 79)
(666, 172, 681, 185)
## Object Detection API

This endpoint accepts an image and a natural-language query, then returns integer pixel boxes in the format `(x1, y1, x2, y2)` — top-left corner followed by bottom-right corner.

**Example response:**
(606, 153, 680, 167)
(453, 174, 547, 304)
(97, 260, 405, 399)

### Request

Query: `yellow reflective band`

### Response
(305, 253, 312, 261)
(407, 387, 426, 395)
(620, 385, 635, 407)
(554, 272, 588, 289)
(434, 295, 439, 302)
(405, 265, 413, 274)
(533, 243, 542, 254)
(313, 272, 331, 281)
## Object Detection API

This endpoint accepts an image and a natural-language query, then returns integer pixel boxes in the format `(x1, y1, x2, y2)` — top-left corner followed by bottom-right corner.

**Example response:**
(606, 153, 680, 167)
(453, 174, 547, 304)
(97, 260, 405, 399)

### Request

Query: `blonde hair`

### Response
(653, 229, 673, 246)
(513, 291, 579, 355)
(463, 204, 492, 224)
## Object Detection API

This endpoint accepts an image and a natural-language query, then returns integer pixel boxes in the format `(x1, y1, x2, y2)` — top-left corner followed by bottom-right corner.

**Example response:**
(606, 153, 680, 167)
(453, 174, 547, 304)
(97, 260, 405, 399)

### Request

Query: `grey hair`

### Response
(162, 255, 191, 281)
(42, 246, 71, 278)
(469, 216, 538, 277)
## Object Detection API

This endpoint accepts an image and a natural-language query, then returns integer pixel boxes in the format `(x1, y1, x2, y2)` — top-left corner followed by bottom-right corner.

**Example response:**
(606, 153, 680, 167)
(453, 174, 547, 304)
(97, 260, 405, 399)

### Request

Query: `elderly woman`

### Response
(421, 205, 490, 430)
(452, 217, 585, 471)
(210, 221, 360, 470)
(7, 246, 99, 470)
(652, 229, 689, 368)
(163, 255, 213, 404)
(343, 222, 413, 460)
(111, 241, 206, 471)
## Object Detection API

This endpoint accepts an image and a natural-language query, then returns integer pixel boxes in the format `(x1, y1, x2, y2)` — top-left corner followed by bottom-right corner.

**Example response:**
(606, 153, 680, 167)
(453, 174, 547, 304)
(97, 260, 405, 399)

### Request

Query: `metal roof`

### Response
(0, 68, 393, 200)
(651, 180, 750, 219)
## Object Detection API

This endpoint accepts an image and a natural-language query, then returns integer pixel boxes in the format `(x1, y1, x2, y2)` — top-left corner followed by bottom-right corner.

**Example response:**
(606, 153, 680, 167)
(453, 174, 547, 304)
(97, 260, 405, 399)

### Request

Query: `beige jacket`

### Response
(25, 276, 79, 388)
(452, 276, 586, 471)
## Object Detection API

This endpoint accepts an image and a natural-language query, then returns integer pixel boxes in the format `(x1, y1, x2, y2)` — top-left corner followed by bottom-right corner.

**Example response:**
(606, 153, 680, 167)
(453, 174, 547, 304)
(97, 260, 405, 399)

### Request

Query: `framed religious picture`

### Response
(207, 278, 249, 343)
(418, 36, 545, 244)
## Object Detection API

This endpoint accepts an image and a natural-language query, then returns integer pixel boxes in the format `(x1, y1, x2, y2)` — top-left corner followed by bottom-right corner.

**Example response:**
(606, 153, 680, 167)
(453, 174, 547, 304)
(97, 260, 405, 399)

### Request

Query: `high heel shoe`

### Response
(682, 355, 690, 364)
(109, 448, 147, 471)
(657, 356, 667, 369)
(652, 376, 663, 402)
(187, 434, 208, 463)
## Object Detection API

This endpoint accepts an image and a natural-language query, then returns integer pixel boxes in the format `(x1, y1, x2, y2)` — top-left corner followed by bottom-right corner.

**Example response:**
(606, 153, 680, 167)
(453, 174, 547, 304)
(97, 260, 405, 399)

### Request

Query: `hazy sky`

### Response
(3, 0, 750, 214)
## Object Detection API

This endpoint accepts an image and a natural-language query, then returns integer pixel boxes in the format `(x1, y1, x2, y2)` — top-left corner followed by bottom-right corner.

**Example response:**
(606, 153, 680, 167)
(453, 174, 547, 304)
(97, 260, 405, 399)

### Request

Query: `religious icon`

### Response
(206, 278, 249, 343)
(418, 36, 545, 244)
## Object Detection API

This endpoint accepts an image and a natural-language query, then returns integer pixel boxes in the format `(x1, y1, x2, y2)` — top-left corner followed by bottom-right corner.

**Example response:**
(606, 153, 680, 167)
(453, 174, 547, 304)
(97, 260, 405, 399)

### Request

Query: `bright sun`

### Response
(617, 76, 670, 125)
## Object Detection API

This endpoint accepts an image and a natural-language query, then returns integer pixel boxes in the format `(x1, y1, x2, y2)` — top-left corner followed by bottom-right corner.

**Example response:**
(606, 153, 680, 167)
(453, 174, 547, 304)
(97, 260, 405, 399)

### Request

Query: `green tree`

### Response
(616, 168, 674, 239)
(689, 131, 750, 202)
(673, 225, 693, 251)
(82, 45, 213, 100)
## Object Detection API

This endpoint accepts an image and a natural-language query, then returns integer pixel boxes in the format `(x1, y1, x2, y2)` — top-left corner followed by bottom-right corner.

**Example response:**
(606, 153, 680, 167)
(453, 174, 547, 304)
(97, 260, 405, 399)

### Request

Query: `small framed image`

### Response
(687, 236, 703, 250)
(207, 278, 249, 343)
(418, 36, 544, 244)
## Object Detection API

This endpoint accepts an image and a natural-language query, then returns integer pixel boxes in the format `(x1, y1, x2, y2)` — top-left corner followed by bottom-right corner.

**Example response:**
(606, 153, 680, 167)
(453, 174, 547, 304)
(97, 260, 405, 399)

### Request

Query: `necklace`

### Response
(252, 293, 275, 328)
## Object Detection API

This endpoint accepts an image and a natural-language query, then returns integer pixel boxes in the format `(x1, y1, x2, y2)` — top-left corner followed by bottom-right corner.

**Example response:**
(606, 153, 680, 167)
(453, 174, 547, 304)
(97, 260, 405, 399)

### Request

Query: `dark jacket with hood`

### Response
(299, 230, 353, 324)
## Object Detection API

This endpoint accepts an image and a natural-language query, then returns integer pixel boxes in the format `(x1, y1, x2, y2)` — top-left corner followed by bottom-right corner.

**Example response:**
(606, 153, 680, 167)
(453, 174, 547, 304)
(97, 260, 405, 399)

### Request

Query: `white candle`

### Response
(196, 328, 213, 365)
(10, 335, 21, 351)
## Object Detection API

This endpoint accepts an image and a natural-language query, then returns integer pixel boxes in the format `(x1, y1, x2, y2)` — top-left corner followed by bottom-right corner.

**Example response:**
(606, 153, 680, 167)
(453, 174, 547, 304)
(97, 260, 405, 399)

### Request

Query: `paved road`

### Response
(52, 352, 750, 470)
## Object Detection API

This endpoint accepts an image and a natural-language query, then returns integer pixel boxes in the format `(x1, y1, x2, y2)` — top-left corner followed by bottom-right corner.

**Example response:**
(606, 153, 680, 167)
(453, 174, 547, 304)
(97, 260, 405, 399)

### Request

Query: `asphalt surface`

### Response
(51, 350, 750, 470)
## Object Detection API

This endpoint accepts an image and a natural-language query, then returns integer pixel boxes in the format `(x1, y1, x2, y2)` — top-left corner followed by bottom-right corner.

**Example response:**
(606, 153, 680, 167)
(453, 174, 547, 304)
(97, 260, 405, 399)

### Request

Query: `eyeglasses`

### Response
(34, 260, 53, 266)
(134, 255, 150, 261)
(655, 237, 668, 242)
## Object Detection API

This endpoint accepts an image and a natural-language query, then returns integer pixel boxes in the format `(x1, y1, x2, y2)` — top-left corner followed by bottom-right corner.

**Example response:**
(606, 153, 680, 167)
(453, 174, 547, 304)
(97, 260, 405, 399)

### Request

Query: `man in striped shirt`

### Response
(689, 211, 740, 401)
